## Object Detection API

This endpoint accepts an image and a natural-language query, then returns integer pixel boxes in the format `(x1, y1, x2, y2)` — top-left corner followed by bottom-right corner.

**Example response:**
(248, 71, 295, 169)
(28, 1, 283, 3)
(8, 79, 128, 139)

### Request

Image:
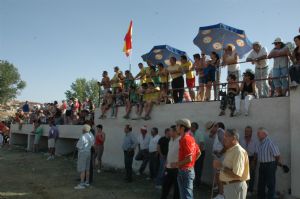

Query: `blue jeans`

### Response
(177, 168, 195, 199)
(156, 156, 166, 185)
(272, 67, 288, 89)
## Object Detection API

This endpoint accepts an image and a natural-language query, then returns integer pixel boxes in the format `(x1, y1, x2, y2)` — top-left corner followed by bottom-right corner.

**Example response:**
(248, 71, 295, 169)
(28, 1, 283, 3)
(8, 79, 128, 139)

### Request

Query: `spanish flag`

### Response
(123, 20, 133, 57)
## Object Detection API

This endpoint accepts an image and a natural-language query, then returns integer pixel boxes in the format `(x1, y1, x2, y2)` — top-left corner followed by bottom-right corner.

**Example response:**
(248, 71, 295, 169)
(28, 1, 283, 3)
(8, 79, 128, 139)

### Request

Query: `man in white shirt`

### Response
(135, 125, 151, 175)
(149, 127, 161, 180)
(239, 126, 257, 195)
(246, 42, 269, 98)
(160, 125, 180, 199)
(74, 124, 95, 190)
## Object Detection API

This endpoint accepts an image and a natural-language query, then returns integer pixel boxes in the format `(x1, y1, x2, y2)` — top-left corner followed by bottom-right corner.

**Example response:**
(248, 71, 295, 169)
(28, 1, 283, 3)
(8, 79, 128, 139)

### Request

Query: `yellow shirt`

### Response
(159, 69, 168, 83)
(219, 144, 250, 182)
(167, 64, 182, 80)
(139, 68, 147, 84)
(111, 72, 122, 88)
(145, 67, 153, 83)
(181, 61, 194, 79)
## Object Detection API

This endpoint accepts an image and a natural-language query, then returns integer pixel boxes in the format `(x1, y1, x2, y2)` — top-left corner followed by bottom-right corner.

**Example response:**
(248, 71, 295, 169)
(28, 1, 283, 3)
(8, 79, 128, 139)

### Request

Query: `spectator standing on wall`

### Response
(122, 124, 138, 182)
(181, 55, 195, 101)
(222, 44, 241, 81)
(268, 38, 290, 97)
(167, 57, 184, 103)
(289, 35, 300, 87)
(246, 42, 269, 98)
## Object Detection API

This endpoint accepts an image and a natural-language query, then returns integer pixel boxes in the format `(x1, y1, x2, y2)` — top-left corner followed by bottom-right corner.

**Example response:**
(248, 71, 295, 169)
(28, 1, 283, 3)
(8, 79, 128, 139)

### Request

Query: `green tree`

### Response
(65, 78, 100, 105)
(0, 60, 26, 104)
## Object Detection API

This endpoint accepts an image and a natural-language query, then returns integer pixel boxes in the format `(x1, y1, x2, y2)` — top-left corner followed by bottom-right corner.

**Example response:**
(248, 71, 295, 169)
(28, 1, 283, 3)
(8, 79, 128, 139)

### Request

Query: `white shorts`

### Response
(48, 138, 56, 148)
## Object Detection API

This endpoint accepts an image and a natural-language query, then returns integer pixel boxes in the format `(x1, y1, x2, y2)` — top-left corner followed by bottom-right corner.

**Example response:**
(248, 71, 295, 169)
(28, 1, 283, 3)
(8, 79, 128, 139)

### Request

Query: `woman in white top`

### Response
(222, 44, 240, 81)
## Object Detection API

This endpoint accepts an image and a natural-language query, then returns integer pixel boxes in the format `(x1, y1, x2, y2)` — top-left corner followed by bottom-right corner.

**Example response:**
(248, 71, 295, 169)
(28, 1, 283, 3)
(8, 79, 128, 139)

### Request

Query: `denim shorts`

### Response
(272, 67, 288, 89)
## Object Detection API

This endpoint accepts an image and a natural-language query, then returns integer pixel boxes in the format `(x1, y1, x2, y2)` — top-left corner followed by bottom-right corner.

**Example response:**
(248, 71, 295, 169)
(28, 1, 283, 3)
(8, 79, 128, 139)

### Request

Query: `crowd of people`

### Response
(98, 35, 300, 120)
(54, 118, 286, 199)
(14, 98, 96, 129)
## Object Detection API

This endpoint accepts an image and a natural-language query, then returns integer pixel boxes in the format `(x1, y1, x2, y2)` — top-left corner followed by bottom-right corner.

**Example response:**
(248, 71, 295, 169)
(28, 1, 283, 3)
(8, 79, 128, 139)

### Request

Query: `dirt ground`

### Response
(0, 146, 211, 199)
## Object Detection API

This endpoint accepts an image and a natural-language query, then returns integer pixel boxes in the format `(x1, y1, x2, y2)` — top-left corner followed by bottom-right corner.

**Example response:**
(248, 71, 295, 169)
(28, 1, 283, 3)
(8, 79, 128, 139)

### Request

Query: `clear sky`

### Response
(1, 0, 299, 103)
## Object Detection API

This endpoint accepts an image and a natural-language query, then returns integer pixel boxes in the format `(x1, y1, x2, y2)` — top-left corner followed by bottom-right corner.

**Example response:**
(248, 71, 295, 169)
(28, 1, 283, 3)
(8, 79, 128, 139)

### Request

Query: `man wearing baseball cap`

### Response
(170, 118, 201, 199)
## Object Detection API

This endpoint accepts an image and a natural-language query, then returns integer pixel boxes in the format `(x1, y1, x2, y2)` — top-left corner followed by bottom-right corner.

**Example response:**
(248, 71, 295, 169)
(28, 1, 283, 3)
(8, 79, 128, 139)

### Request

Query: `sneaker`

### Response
(155, 185, 162, 189)
(218, 111, 225, 116)
(136, 171, 141, 176)
(84, 182, 90, 187)
(47, 156, 52, 161)
(74, 183, 86, 190)
(245, 112, 249, 116)
(97, 169, 101, 173)
(213, 186, 219, 191)
(290, 81, 299, 88)
(111, 116, 116, 119)
(247, 191, 253, 196)
(213, 194, 225, 199)
(234, 111, 241, 116)
(146, 177, 151, 180)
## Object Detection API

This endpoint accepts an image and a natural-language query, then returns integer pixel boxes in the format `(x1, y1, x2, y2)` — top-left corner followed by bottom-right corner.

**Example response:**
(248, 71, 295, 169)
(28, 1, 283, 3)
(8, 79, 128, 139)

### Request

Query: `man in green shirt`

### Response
(33, 120, 43, 153)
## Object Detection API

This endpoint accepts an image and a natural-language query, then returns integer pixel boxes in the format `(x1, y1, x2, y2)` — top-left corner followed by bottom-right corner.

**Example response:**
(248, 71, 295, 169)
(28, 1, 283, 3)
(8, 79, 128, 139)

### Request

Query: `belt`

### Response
(222, 180, 242, 185)
(178, 167, 193, 171)
(256, 66, 268, 70)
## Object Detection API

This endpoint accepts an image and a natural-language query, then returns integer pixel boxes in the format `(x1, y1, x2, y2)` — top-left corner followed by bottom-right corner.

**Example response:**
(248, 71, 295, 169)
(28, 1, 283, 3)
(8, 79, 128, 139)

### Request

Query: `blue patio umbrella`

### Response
(193, 23, 252, 58)
(141, 45, 190, 67)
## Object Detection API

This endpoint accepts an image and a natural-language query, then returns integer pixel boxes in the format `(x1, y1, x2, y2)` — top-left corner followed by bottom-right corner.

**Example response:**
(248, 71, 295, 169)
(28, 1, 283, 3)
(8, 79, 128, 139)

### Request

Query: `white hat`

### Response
(252, 41, 261, 46)
(82, 124, 91, 132)
(273, 37, 283, 44)
(140, 125, 147, 131)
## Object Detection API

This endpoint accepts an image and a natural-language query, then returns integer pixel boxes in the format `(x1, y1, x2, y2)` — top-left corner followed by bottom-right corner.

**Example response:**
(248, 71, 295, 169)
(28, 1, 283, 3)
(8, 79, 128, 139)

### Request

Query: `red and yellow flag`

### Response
(123, 20, 133, 57)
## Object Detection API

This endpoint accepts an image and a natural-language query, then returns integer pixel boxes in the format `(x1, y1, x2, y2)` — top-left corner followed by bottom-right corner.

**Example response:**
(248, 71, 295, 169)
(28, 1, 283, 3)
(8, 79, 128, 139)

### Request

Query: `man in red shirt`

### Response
(170, 118, 201, 199)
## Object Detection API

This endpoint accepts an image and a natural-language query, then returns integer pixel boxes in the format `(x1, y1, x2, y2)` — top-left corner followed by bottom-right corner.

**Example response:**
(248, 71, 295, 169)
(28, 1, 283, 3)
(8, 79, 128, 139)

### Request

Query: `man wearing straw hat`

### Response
(246, 41, 269, 98)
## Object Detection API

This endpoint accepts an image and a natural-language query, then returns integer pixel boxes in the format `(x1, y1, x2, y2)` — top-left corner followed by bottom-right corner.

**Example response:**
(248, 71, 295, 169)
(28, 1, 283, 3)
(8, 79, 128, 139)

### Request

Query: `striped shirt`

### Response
(256, 137, 280, 163)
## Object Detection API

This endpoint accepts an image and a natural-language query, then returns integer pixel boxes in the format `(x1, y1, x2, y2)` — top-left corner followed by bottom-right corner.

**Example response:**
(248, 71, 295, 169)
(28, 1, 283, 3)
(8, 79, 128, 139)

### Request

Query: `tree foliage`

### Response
(65, 78, 100, 105)
(0, 60, 26, 104)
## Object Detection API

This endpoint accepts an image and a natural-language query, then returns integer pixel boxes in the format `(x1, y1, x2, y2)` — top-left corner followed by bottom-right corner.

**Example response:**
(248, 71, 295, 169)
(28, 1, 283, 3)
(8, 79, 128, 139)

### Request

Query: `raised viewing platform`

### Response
(10, 89, 300, 198)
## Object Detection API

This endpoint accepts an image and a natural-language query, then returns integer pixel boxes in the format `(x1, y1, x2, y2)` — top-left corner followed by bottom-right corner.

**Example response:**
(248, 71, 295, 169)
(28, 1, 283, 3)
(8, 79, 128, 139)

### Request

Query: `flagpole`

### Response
(129, 54, 132, 72)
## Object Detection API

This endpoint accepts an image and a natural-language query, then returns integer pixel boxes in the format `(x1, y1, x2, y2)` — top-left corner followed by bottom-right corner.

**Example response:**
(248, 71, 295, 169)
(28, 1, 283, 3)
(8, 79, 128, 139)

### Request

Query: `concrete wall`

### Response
(10, 93, 298, 197)
(290, 89, 300, 197)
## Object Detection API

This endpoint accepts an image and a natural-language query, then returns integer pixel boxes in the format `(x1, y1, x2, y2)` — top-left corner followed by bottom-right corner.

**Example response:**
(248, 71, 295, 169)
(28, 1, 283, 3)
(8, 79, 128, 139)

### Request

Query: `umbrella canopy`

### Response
(193, 23, 252, 58)
(141, 45, 190, 66)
